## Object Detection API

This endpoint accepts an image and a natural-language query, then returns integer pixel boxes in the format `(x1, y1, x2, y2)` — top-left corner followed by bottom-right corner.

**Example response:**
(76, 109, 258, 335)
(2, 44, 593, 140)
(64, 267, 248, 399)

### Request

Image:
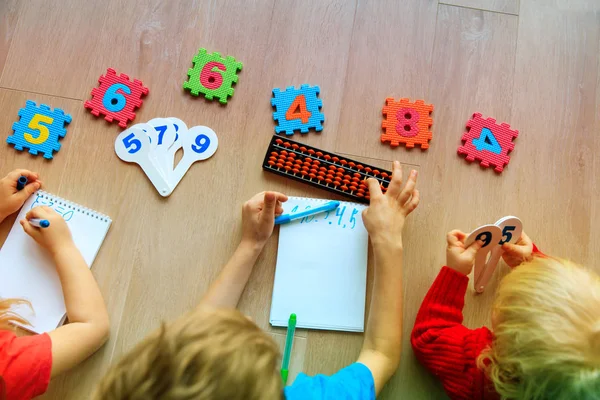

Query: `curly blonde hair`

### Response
(94, 307, 283, 400)
(478, 257, 600, 399)
(0, 298, 29, 331)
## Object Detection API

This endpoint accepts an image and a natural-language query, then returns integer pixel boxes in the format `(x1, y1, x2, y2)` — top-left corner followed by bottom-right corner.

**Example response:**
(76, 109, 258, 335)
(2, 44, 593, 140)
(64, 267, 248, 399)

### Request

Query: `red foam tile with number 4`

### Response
(458, 113, 519, 173)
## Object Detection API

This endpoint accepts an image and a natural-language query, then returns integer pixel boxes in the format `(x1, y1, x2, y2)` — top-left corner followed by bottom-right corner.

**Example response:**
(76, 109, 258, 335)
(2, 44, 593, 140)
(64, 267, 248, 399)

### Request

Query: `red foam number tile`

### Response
(84, 68, 149, 128)
(457, 113, 518, 173)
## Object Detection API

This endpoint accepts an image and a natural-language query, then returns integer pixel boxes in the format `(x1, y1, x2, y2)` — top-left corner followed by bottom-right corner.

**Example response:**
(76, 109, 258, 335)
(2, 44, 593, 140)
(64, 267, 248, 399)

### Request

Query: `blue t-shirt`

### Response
(284, 363, 375, 400)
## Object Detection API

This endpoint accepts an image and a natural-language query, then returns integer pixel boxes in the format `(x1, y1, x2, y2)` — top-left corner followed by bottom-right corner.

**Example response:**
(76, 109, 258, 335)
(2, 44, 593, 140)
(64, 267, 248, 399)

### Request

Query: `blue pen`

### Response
(16, 176, 27, 191)
(29, 218, 50, 228)
(275, 201, 340, 225)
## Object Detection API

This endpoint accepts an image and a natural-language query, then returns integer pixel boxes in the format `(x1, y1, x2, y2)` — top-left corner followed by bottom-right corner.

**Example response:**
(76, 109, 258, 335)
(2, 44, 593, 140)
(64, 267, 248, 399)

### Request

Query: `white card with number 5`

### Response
(465, 216, 523, 293)
(115, 127, 172, 197)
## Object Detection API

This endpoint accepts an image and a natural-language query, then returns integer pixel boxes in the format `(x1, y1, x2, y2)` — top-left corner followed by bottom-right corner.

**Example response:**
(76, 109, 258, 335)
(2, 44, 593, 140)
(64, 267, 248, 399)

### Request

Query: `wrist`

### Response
(238, 238, 266, 255)
(50, 242, 78, 261)
(370, 235, 403, 252)
(446, 264, 472, 276)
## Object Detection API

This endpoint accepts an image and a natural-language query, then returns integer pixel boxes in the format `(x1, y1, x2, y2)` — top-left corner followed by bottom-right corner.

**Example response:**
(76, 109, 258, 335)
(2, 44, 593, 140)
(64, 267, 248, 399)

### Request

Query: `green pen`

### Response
(281, 313, 297, 385)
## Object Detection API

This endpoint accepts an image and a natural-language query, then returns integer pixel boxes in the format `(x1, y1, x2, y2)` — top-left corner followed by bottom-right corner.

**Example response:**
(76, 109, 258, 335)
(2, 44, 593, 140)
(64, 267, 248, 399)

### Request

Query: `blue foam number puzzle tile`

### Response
(7, 101, 72, 159)
(271, 84, 324, 135)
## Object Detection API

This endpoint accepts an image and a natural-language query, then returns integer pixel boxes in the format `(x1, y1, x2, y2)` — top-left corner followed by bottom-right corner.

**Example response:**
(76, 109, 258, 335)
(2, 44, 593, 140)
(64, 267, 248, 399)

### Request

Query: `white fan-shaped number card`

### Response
(465, 224, 502, 293)
(476, 217, 522, 292)
(170, 126, 218, 189)
(115, 127, 172, 197)
(147, 118, 177, 175)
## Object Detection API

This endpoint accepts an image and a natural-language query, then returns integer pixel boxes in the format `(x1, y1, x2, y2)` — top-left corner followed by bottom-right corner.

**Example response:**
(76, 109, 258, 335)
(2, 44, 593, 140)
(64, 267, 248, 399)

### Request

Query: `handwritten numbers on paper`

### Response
(465, 216, 523, 293)
(289, 204, 361, 230)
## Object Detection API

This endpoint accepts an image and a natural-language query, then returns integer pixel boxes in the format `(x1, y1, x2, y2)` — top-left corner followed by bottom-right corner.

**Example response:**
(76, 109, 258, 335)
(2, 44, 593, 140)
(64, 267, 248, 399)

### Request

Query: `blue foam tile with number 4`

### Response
(7, 100, 72, 159)
(271, 85, 324, 135)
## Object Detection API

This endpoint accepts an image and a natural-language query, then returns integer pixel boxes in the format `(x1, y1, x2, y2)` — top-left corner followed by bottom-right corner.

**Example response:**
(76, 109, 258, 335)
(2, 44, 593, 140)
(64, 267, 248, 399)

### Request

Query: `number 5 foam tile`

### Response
(457, 113, 519, 173)
(7, 100, 72, 159)
(381, 98, 433, 149)
(183, 48, 243, 104)
(84, 68, 149, 128)
(271, 85, 324, 135)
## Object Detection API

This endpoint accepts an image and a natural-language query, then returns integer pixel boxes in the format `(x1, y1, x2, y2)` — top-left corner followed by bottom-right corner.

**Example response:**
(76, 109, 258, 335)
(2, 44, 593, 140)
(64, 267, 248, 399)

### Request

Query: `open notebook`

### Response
(270, 197, 369, 332)
(0, 191, 111, 334)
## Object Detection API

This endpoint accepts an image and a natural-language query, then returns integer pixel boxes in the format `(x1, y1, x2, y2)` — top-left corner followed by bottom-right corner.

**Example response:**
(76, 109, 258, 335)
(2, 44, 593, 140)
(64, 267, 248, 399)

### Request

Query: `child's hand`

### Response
(241, 191, 288, 246)
(0, 169, 42, 223)
(446, 230, 484, 275)
(20, 206, 74, 257)
(501, 231, 534, 268)
(361, 161, 419, 247)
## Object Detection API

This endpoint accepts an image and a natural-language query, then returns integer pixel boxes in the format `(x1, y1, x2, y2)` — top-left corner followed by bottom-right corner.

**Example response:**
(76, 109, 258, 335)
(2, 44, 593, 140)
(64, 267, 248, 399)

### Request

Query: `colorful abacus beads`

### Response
(263, 136, 392, 203)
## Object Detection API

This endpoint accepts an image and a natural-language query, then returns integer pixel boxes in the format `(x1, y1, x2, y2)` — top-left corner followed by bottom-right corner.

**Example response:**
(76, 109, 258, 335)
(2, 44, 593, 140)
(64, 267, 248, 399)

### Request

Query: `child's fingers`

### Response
(13, 181, 41, 202)
(6, 169, 39, 183)
(404, 189, 419, 214)
(446, 230, 466, 246)
(20, 219, 37, 237)
(261, 192, 277, 219)
(272, 192, 288, 202)
(384, 161, 403, 199)
(464, 239, 484, 257)
(366, 178, 383, 200)
(398, 170, 417, 205)
(26, 206, 54, 220)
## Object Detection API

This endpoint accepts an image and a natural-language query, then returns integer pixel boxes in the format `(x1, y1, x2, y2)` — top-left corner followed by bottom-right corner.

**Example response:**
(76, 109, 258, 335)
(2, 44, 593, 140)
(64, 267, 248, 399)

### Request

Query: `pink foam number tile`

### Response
(457, 113, 518, 173)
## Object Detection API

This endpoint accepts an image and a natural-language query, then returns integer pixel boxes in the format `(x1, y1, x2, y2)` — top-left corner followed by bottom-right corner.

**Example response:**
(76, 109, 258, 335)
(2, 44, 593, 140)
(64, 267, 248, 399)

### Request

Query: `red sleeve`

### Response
(411, 267, 494, 400)
(0, 330, 52, 400)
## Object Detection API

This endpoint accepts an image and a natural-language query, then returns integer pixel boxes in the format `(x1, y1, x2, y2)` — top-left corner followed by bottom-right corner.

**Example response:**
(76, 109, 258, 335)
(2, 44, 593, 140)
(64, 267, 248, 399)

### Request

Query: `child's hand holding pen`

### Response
(21, 206, 74, 257)
(0, 169, 42, 223)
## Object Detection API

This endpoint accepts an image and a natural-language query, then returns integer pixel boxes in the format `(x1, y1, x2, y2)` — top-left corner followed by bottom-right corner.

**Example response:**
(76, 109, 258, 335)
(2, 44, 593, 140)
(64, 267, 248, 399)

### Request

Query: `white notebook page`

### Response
(270, 197, 368, 332)
(0, 191, 111, 334)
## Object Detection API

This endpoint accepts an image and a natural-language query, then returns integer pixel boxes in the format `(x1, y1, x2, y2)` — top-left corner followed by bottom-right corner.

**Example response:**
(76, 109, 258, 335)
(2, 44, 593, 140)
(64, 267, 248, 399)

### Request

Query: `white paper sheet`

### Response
(270, 197, 368, 332)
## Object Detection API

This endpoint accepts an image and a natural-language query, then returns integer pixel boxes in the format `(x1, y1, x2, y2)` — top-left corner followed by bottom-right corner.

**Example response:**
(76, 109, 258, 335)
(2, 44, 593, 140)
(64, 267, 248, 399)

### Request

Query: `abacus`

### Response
(262, 136, 391, 203)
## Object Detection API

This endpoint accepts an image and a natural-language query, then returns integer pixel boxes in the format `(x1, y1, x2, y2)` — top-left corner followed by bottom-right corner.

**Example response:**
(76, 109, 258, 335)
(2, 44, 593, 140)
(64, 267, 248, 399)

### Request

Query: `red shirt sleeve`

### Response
(0, 330, 52, 400)
(411, 267, 496, 400)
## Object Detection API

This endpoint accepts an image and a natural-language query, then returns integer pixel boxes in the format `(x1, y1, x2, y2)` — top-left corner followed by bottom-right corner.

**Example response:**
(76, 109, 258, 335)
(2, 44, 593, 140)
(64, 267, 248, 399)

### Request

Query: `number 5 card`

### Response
(465, 216, 523, 293)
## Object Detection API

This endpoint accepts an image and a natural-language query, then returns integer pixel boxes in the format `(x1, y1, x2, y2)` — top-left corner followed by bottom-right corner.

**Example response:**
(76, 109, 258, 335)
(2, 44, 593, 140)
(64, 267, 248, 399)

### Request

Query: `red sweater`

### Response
(411, 246, 542, 400)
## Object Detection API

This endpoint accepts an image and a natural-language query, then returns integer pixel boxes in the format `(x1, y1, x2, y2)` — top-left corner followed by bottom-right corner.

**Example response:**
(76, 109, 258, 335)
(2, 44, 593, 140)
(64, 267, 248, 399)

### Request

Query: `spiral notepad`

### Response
(270, 197, 368, 332)
(0, 191, 111, 334)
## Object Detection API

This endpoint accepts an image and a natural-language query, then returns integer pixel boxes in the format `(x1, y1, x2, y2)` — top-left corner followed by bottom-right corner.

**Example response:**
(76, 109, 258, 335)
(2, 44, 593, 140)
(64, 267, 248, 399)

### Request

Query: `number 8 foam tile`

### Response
(7, 100, 72, 159)
(84, 68, 149, 128)
(381, 98, 433, 149)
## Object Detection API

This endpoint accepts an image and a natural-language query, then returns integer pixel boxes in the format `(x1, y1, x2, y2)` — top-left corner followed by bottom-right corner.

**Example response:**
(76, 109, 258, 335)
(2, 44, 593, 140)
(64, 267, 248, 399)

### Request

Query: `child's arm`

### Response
(356, 161, 420, 395)
(198, 191, 288, 309)
(410, 231, 490, 400)
(21, 207, 109, 378)
(0, 169, 41, 223)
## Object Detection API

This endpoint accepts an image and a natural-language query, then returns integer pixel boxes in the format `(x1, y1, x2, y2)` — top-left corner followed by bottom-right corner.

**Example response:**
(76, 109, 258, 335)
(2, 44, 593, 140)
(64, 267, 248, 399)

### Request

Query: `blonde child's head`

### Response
(479, 257, 600, 399)
(94, 307, 282, 400)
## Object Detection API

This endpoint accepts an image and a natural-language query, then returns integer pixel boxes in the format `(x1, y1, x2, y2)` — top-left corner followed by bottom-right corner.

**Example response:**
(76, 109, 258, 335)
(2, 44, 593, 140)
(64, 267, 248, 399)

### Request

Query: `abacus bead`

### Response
(309, 173, 316, 179)
(275, 138, 283, 144)
(268, 161, 275, 166)
(292, 144, 299, 150)
(332, 157, 339, 163)
(341, 185, 348, 191)
(365, 167, 372, 173)
(356, 164, 364, 170)
(292, 168, 300, 173)
(325, 178, 333, 184)
(316, 151, 323, 157)
(308, 149, 315, 155)
(324, 155, 331, 161)
(284, 142, 291, 147)
(281, 150, 288, 156)
(340, 160, 348, 166)
(300, 146, 307, 152)
(372, 169, 380, 176)
(381, 172, 389, 178)
(348, 162, 356, 168)
(276, 163, 284, 168)
(284, 165, 292, 171)
(356, 192, 364, 198)
(349, 185, 358, 191)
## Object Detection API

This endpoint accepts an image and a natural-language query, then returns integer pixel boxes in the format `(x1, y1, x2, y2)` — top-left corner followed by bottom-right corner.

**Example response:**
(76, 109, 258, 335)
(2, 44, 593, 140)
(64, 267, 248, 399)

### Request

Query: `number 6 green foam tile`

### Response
(183, 48, 243, 104)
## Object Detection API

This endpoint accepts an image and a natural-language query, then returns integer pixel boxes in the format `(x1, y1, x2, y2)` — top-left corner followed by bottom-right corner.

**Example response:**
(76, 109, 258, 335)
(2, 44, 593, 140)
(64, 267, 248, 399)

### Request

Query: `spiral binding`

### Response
(34, 190, 112, 223)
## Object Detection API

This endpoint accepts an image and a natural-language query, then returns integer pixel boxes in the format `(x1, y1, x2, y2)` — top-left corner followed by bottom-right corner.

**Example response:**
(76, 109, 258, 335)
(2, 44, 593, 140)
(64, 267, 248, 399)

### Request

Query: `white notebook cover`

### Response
(0, 191, 112, 334)
(270, 197, 368, 332)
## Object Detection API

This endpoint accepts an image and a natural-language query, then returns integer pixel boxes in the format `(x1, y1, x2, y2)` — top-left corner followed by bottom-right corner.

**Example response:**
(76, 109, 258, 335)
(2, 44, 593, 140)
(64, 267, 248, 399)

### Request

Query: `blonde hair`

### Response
(478, 257, 600, 399)
(95, 307, 283, 400)
(0, 298, 29, 331)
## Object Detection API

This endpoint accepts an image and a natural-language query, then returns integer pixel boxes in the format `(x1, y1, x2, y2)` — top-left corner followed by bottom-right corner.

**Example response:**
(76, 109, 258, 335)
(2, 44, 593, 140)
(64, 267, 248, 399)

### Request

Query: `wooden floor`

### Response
(0, 0, 598, 398)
